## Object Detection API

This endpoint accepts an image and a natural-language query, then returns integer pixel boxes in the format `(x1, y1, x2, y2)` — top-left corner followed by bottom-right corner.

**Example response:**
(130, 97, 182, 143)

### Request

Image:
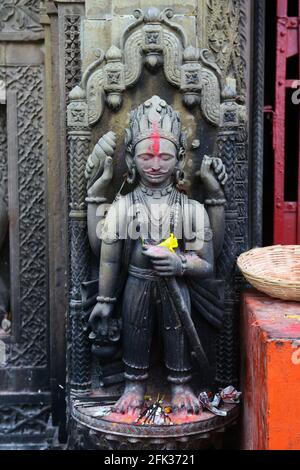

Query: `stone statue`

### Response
(86, 96, 227, 415)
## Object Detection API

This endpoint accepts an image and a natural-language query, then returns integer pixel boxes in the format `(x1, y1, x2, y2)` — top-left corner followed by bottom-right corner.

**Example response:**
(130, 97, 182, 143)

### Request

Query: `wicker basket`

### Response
(237, 245, 300, 301)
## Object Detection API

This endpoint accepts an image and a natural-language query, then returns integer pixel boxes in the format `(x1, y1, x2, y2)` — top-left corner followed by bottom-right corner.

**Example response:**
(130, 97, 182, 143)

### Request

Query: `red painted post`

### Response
(274, 0, 288, 244)
(273, 0, 300, 244)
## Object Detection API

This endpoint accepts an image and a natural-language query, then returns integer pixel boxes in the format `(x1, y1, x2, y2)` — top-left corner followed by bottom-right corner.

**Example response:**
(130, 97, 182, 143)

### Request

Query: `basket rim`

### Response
(237, 245, 300, 286)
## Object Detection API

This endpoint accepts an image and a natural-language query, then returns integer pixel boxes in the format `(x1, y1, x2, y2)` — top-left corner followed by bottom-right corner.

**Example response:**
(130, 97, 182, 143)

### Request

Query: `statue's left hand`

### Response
(197, 155, 228, 197)
(142, 245, 183, 277)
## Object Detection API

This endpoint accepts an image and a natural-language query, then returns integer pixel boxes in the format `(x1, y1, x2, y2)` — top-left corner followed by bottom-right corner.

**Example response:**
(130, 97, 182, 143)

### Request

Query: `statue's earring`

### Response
(175, 168, 185, 186)
(127, 166, 136, 184)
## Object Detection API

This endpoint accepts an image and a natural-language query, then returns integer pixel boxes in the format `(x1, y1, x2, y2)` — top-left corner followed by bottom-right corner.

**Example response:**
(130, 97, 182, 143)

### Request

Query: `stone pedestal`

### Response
(68, 394, 239, 450)
(241, 290, 300, 450)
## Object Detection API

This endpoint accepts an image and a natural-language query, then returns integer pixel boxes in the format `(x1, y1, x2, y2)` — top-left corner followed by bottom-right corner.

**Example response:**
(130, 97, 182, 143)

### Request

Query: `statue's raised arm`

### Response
(85, 132, 116, 257)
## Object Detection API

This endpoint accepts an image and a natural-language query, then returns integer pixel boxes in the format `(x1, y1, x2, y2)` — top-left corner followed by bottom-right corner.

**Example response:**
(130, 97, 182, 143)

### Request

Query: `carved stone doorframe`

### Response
(0, 1, 53, 448)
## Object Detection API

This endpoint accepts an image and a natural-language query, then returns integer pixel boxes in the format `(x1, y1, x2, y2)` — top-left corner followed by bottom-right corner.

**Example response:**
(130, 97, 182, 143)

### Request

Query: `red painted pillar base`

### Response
(241, 290, 300, 450)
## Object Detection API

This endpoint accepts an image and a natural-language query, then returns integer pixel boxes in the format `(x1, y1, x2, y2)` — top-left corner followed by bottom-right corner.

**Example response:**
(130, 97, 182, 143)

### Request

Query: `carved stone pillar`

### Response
(216, 78, 246, 386)
(0, 1, 55, 447)
(67, 88, 92, 394)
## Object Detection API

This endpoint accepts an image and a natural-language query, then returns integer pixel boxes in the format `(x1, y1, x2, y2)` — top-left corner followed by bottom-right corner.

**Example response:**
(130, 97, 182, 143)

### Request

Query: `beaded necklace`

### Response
(133, 183, 181, 243)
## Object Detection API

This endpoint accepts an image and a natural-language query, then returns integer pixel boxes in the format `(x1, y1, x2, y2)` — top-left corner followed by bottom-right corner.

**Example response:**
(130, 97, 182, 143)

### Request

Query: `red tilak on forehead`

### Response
(147, 122, 160, 156)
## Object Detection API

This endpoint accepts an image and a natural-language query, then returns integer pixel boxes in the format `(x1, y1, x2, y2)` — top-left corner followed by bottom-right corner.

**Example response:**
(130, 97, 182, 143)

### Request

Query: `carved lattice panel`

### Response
(0, 65, 47, 369)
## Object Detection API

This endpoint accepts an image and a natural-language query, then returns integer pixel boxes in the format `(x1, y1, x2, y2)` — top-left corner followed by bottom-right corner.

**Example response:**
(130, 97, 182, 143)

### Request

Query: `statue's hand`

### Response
(142, 245, 183, 277)
(85, 131, 116, 198)
(197, 155, 227, 197)
(89, 301, 114, 337)
(87, 156, 113, 198)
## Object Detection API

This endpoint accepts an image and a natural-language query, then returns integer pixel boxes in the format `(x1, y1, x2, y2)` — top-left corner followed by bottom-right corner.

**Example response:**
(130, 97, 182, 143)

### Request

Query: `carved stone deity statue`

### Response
(85, 95, 227, 416)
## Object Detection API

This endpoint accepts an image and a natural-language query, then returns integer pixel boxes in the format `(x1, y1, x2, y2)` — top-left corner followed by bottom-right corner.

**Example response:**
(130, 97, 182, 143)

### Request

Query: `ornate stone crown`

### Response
(129, 95, 182, 149)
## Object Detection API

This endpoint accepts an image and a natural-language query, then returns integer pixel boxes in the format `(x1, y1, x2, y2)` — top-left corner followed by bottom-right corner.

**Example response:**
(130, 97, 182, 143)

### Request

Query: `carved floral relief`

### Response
(206, 0, 246, 100)
(0, 0, 42, 33)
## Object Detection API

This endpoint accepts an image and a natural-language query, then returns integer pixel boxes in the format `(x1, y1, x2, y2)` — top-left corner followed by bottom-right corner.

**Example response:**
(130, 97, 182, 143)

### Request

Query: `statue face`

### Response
(134, 137, 177, 187)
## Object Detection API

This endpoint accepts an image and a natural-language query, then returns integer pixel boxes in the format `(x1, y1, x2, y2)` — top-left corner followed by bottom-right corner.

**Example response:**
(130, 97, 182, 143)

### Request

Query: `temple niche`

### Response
(66, 3, 247, 450)
(0, 0, 260, 451)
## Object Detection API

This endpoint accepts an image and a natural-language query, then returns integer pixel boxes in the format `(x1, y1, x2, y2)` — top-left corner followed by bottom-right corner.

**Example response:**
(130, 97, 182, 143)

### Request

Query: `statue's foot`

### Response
(171, 384, 201, 415)
(113, 381, 146, 415)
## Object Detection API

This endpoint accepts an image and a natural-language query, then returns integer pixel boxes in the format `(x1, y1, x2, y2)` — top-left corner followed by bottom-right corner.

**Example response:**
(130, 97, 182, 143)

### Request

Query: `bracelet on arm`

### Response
(204, 198, 226, 206)
(96, 296, 117, 304)
(178, 253, 188, 276)
(85, 196, 107, 204)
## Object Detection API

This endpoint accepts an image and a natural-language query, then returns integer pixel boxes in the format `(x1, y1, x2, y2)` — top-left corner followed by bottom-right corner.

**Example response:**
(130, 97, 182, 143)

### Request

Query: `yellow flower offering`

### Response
(158, 233, 178, 253)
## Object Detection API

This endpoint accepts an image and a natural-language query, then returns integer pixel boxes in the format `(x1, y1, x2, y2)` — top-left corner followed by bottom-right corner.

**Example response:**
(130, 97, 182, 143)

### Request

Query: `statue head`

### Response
(124, 96, 186, 187)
